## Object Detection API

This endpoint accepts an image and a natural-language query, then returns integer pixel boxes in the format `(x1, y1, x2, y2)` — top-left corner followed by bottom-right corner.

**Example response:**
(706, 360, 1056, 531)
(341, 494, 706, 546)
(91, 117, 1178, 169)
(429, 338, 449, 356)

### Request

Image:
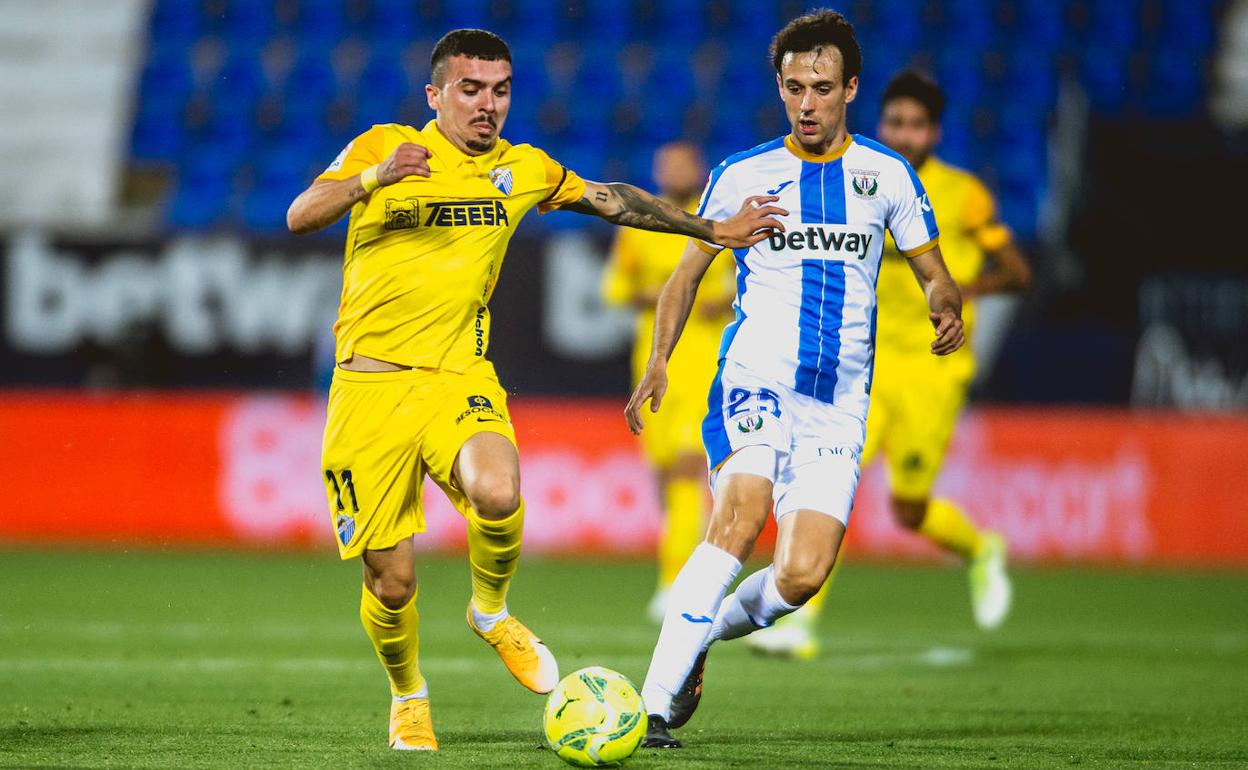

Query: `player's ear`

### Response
(425, 83, 440, 112)
(843, 75, 859, 104)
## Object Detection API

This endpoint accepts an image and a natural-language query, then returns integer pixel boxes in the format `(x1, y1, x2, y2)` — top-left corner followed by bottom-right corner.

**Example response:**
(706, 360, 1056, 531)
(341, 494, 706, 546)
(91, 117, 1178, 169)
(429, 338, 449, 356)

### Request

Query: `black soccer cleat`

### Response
(667, 648, 707, 729)
(641, 714, 682, 749)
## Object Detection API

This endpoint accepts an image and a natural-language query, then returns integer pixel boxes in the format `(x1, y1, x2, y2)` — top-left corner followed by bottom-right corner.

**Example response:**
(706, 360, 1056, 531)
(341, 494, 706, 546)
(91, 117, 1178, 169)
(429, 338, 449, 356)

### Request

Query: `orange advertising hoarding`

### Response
(1, 392, 1245, 566)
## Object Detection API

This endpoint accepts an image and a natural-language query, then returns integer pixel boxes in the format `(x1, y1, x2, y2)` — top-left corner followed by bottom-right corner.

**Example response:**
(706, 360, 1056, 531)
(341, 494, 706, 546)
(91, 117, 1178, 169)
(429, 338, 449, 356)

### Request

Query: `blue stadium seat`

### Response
(1080, 45, 1131, 113)
(1089, 0, 1141, 50)
(1018, 0, 1066, 50)
(1144, 45, 1204, 115)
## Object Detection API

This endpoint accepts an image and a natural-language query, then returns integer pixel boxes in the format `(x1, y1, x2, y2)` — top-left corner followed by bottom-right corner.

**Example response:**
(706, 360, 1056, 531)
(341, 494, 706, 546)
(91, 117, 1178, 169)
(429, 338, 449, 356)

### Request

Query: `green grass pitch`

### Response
(1, 550, 1245, 768)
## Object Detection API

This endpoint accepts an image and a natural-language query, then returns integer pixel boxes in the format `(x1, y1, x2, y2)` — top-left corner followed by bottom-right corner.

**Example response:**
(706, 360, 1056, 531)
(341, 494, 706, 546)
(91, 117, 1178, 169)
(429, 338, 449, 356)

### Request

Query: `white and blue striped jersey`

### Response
(697, 134, 939, 424)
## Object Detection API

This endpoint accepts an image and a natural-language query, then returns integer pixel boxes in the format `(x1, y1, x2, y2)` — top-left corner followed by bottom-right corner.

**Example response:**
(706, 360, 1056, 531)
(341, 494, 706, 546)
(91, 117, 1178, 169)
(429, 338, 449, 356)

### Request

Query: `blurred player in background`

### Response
(627, 11, 965, 748)
(748, 70, 1031, 660)
(602, 142, 736, 622)
(286, 28, 783, 752)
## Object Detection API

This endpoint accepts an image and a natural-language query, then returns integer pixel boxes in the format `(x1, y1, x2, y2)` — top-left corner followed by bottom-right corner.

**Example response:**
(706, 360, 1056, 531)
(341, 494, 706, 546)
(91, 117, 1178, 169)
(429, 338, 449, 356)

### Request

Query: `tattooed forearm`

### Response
(610, 184, 715, 240)
(571, 183, 715, 240)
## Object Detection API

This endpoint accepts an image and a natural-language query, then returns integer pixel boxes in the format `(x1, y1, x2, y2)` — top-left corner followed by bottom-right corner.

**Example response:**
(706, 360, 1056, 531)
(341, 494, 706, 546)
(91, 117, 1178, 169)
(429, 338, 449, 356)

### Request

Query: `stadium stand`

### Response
(128, 0, 1222, 235)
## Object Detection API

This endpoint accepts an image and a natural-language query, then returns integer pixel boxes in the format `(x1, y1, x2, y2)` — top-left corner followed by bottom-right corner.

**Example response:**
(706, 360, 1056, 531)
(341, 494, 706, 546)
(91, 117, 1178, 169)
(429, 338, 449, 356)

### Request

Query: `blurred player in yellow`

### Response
(602, 142, 736, 622)
(748, 70, 1031, 659)
(286, 29, 784, 751)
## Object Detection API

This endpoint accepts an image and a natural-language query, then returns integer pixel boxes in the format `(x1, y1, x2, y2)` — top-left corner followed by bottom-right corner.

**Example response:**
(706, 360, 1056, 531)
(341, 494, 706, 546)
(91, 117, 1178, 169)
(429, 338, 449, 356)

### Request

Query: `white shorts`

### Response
(701, 359, 865, 525)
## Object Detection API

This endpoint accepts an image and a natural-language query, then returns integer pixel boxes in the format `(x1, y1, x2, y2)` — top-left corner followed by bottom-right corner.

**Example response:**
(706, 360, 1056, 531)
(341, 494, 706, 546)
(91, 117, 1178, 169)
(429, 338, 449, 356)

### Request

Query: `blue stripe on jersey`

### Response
(794, 159, 848, 403)
(852, 135, 939, 240)
(794, 261, 847, 404)
(717, 247, 751, 360)
(701, 361, 733, 469)
(698, 136, 787, 217)
(798, 159, 847, 224)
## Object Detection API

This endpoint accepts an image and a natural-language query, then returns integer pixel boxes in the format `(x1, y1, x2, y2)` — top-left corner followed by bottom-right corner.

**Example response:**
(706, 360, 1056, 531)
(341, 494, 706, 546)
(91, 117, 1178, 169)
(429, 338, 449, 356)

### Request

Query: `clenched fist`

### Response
(377, 143, 434, 186)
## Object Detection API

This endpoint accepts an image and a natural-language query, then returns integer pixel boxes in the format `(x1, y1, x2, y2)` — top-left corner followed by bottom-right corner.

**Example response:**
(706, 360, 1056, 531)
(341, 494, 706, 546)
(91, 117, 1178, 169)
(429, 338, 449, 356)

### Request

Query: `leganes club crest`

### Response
(736, 414, 765, 433)
(850, 169, 879, 199)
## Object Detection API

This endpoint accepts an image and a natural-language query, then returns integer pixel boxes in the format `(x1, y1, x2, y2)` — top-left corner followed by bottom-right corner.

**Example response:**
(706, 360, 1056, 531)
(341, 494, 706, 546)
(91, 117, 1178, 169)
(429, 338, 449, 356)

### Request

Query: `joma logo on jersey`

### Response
(766, 227, 874, 259)
(424, 200, 509, 227)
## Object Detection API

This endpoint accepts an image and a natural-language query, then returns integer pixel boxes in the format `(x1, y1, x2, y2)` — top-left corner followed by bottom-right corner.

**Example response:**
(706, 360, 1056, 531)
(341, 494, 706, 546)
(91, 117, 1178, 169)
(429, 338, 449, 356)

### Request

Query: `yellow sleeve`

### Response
(602, 229, 640, 308)
(317, 125, 387, 182)
(533, 147, 589, 213)
(963, 176, 1012, 253)
(700, 247, 736, 304)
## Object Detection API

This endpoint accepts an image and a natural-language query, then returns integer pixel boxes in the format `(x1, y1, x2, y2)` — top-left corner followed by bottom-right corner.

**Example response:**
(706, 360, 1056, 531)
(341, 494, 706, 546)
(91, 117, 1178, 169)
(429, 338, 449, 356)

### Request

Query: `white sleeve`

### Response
(694, 164, 736, 252)
(887, 159, 940, 255)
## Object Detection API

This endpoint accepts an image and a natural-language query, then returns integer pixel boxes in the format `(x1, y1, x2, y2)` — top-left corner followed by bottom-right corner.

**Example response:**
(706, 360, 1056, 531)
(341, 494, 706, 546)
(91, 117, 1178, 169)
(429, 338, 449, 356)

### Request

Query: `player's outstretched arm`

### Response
(624, 240, 718, 434)
(286, 143, 433, 234)
(966, 239, 1031, 298)
(907, 245, 965, 356)
(566, 182, 788, 249)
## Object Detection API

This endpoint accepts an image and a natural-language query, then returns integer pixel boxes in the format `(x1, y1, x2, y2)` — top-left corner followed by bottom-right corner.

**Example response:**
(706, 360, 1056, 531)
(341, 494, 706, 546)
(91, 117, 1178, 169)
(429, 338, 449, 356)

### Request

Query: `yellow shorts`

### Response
(320, 363, 516, 559)
(862, 353, 968, 500)
(638, 379, 708, 469)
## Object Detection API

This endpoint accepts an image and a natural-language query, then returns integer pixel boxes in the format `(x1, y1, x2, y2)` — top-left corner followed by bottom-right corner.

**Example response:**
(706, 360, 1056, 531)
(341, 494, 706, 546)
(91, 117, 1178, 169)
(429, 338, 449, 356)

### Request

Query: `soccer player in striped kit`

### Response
(626, 10, 964, 747)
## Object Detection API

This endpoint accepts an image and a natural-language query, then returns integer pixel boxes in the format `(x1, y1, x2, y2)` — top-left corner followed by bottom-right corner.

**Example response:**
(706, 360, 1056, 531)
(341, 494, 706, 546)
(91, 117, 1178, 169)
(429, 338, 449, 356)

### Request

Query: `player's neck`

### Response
(785, 128, 851, 162)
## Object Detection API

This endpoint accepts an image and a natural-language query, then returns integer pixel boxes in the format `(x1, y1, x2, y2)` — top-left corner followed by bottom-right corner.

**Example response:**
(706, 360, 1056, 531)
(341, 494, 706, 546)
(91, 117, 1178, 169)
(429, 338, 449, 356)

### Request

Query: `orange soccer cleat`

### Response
(467, 605, 560, 694)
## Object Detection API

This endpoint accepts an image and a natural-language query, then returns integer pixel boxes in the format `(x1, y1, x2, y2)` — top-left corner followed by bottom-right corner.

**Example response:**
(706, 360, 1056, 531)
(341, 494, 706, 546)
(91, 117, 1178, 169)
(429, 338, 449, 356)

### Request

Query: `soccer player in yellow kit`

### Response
(602, 142, 736, 622)
(286, 29, 785, 752)
(748, 70, 1031, 659)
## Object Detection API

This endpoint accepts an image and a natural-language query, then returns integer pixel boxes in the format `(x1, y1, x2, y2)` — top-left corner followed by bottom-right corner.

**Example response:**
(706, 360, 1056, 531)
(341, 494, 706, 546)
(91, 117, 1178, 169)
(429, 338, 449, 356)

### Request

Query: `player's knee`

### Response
(467, 472, 521, 520)
(370, 573, 416, 609)
(891, 497, 928, 531)
(773, 560, 827, 606)
(773, 561, 823, 604)
(705, 517, 765, 559)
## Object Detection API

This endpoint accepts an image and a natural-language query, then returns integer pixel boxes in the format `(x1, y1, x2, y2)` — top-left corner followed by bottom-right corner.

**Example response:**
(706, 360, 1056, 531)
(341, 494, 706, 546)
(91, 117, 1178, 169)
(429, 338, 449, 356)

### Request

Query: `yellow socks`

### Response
(918, 497, 984, 561)
(658, 478, 707, 588)
(466, 500, 524, 614)
(360, 584, 424, 697)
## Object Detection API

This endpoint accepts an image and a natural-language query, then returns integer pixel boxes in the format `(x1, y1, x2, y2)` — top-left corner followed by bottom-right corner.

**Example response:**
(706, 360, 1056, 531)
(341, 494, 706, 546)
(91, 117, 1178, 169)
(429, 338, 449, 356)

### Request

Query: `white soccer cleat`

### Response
(743, 609, 819, 660)
(969, 531, 1013, 630)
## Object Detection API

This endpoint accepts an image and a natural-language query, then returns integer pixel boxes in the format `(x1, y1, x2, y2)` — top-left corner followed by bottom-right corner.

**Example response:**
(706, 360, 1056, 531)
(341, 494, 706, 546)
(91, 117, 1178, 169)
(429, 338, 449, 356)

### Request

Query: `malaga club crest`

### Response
(850, 169, 879, 199)
(336, 513, 355, 546)
(488, 166, 513, 195)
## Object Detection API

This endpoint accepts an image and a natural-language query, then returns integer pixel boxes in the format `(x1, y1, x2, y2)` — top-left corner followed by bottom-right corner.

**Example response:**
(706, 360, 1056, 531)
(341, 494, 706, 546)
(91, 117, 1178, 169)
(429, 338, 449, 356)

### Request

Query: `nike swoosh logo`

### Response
(477, 417, 504, 423)
(766, 180, 794, 195)
(681, 613, 713, 624)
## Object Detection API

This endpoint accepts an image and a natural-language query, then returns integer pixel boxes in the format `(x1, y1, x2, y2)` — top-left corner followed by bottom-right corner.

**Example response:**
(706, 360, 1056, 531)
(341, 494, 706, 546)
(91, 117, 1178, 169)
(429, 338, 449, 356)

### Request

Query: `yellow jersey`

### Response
(601, 213, 736, 385)
(876, 156, 1012, 378)
(317, 120, 587, 371)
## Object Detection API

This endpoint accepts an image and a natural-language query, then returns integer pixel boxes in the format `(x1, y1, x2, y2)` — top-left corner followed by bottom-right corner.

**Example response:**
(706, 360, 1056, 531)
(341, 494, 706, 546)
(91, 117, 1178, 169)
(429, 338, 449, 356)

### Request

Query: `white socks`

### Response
(641, 543, 742, 719)
(470, 601, 509, 633)
(394, 683, 429, 701)
(710, 565, 799, 643)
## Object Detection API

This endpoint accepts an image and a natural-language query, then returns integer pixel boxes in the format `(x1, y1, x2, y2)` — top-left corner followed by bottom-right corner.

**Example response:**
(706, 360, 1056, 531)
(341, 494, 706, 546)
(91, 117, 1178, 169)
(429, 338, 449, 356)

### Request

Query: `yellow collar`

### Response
(784, 133, 853, 163)
(420, 119, 505, 168)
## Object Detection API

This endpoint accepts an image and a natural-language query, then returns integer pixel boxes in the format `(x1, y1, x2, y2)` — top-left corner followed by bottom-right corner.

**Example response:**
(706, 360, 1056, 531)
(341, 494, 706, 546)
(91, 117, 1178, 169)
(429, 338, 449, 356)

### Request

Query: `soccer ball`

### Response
(543, 666, 646, 768)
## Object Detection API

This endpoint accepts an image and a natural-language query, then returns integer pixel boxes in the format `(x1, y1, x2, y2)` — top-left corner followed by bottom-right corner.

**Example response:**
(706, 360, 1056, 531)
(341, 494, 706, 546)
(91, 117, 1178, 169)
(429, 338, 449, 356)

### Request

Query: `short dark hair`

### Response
(430, 28, 511, 86)
(882, 70, 946, 122)
(769, 9, 862, 84)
